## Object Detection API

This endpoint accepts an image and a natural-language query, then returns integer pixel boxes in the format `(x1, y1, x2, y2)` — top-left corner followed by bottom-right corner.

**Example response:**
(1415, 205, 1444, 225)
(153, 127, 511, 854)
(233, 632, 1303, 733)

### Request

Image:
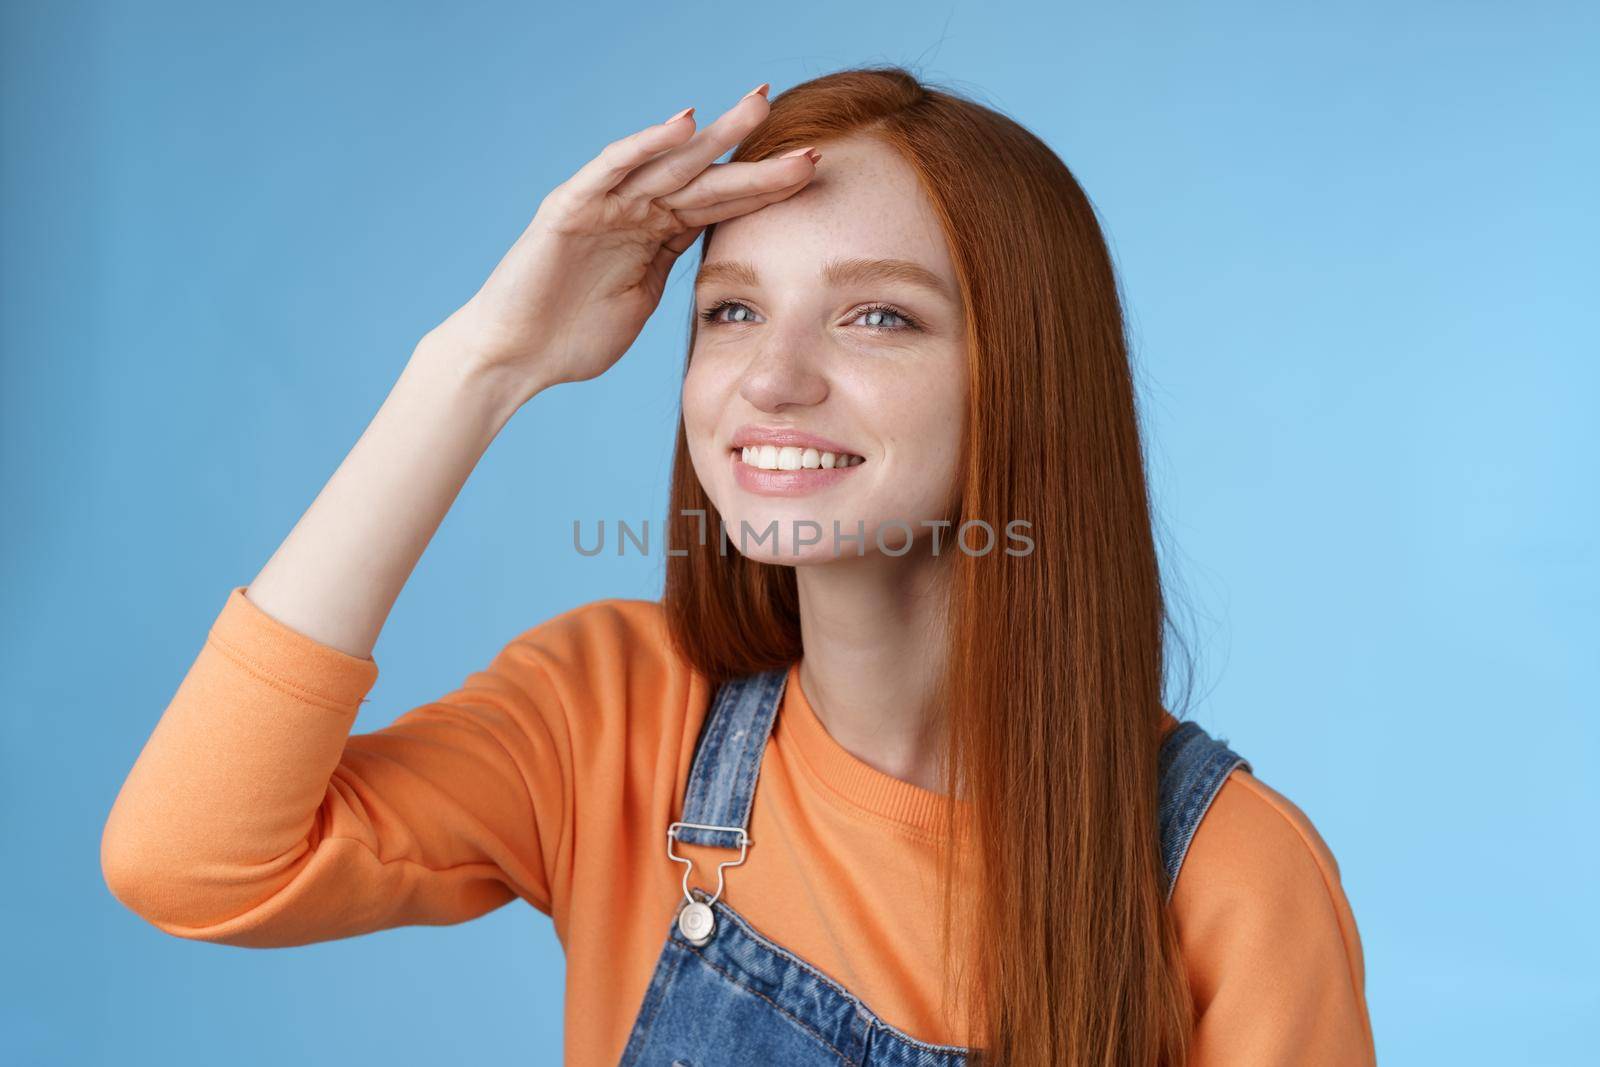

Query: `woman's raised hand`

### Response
(428, 82, 822, 408)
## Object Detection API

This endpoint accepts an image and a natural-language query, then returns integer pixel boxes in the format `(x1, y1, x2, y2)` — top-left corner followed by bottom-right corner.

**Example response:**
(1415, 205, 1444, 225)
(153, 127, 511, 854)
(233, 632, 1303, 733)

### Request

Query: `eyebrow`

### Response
(694, 257, 957, 303)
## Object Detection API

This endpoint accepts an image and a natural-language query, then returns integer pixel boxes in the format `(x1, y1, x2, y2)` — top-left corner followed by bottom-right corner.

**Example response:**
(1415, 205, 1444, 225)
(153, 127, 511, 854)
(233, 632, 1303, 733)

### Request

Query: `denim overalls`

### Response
(617, 666, 1252, 1066)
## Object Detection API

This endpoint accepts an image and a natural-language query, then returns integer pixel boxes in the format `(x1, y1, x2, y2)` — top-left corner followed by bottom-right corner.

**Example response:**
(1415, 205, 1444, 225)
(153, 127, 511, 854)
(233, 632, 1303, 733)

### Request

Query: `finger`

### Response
(657, 149, 818, 211)
(661, 224, 708, 257)
(644, 226, 708, 294)
(614, 85, 773, 201)
(559, 107, 700, 204)
(671, 174, 815, 229)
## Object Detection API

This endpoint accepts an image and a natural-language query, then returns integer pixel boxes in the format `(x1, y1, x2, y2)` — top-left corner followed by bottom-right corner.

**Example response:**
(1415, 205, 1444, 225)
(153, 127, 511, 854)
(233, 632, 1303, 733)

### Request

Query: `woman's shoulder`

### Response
(1175, 762, 1351, 920)
(1172, 761, 1371, 1036)
(509, 594, 666, 639)
(1203, 767, 1347, 887)
(1157, 711, 1347, 896)
(1173, 763, 1376, 1058)
(480, 596, 699, 736)
(495, 596, 676, 673)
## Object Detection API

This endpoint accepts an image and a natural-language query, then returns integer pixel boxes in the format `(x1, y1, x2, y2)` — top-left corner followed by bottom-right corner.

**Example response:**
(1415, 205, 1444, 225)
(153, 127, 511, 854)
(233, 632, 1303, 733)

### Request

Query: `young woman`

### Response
(101, 68, 1376, 1065)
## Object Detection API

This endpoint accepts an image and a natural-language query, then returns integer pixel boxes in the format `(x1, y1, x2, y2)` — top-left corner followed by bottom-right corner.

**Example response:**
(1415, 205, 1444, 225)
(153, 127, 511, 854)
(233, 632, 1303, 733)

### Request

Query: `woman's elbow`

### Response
(99, 800, 251, 937)
(100, 802, 193, 931)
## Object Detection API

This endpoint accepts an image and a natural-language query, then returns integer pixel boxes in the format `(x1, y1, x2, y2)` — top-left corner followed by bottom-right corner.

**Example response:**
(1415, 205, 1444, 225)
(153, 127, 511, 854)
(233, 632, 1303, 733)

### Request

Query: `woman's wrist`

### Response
(405, 322, 549, 434)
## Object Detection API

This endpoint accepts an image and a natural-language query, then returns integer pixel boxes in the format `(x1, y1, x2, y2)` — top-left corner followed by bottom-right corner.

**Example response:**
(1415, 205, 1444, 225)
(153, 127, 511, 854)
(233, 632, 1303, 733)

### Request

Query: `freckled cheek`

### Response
(863, 374, 961, 459)
(680, 359, 730, 450)
(882, 398, 965, 512)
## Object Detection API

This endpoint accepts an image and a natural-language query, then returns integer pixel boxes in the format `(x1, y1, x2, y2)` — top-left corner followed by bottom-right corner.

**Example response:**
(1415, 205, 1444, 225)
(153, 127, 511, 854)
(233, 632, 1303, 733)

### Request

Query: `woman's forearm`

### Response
(245, 328, 534, 659)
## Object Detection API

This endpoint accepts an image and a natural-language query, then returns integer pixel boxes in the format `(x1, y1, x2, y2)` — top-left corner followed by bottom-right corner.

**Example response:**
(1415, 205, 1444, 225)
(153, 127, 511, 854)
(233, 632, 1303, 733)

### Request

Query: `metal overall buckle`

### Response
(665, 820, 750, 946)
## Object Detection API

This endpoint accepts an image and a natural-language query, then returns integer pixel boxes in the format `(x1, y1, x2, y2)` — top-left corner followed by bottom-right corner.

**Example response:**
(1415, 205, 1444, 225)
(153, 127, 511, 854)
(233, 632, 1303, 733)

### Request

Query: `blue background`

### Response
(3, 2, 1594, 1063)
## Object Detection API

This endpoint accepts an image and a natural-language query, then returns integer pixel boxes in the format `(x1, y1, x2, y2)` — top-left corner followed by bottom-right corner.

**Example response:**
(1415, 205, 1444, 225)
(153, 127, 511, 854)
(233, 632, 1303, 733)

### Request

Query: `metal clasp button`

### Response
(665, 820, 750, 945)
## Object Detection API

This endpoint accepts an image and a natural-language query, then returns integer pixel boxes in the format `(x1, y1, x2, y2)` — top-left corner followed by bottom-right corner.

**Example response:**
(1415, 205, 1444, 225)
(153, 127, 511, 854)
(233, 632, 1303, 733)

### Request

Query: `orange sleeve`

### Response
(1174, 769, 1377, 1066)
(99, 586, 580, 948)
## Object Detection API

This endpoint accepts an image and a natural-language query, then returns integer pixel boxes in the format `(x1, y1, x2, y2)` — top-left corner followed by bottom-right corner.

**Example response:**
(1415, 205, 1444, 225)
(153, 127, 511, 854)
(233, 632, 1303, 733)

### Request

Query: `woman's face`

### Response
(682, 133, 967, 565)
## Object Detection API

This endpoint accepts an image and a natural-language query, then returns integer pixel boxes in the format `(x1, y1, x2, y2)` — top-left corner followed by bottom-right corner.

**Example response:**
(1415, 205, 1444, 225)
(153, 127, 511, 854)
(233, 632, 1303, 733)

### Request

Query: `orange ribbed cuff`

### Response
(204, 585, 380, 711)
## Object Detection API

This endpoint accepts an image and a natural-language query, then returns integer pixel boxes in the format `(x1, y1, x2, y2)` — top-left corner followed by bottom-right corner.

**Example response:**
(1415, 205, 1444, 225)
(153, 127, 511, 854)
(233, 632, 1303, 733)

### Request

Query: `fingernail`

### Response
(664, 106, 695, 124)
(743, 82, 771, 100)
(779, 145, 816, 158)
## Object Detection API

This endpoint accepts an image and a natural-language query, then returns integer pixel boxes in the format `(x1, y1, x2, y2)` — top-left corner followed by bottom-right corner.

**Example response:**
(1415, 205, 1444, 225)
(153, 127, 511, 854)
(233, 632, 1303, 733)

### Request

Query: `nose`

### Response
(737, 338, 829, 412)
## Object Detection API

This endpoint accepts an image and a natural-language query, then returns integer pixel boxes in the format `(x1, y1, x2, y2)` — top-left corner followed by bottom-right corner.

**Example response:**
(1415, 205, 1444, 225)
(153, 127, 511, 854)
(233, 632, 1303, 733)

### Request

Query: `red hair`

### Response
(664, 66, 1195, 1066)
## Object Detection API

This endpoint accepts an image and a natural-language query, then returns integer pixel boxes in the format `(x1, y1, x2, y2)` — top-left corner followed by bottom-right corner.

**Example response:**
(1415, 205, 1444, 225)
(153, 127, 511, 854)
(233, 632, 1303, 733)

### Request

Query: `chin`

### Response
(709, 504, 856, 564)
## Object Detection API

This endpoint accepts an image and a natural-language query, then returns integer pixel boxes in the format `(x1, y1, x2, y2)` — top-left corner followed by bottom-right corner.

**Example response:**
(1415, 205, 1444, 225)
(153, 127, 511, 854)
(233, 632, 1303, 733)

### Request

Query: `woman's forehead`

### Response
(706, 137, 957, 292)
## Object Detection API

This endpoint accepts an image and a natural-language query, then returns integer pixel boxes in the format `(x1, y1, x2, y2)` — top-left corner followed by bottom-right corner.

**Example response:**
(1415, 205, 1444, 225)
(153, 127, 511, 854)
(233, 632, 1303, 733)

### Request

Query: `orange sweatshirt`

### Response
(101, 587, 1376, 1065)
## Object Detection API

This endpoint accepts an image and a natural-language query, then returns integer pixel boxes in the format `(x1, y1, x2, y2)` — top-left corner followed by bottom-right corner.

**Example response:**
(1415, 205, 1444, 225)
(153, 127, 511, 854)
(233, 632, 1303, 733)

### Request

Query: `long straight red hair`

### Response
(663, 66, 1196, 1066)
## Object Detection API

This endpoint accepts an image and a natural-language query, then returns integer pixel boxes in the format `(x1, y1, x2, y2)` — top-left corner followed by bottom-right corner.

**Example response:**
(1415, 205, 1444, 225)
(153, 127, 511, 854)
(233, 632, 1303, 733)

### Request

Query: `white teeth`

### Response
(737, 445, 863, 471)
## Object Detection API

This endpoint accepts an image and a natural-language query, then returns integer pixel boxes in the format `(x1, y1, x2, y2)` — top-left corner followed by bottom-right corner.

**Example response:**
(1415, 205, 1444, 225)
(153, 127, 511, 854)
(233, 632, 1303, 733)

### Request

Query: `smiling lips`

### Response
(728, 433, 867, 497)
(732, 441, 870, 499)
(739, 444, 864, 470)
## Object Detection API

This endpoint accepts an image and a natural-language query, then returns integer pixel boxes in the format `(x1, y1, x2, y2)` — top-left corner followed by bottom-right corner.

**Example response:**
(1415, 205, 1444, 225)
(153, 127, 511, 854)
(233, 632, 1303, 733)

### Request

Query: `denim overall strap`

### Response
(671, 666, 790, 849)
(619, 663, 971, 1066)
(1157, 719, 1252, 904)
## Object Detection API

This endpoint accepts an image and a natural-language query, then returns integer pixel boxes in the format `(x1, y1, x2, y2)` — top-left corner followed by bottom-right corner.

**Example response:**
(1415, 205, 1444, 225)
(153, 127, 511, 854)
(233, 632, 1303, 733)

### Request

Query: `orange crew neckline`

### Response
(773, 662, 1189, 841)
(775, 661, 966, 839)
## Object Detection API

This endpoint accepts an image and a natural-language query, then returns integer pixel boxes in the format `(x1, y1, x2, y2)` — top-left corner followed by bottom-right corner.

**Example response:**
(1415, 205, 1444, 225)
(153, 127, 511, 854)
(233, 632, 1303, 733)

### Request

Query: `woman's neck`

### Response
(793, 548, 952, 794)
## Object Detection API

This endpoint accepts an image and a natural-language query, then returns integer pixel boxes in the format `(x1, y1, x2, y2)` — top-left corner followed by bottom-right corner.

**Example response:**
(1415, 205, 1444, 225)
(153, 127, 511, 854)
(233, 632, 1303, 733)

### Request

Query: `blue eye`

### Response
(697, 300, 921, 332)
(854, 305, 913, 330)
(699, 300, 758, 325)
